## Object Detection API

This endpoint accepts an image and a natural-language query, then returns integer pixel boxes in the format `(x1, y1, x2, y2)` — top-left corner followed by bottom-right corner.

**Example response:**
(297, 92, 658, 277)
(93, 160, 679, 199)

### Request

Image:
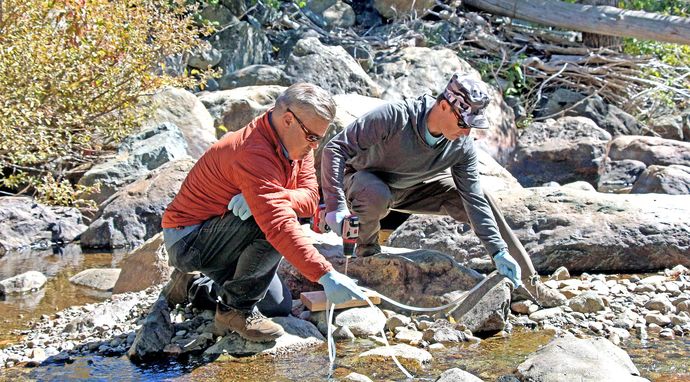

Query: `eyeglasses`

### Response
(445, 97, 469, 130)
(287, 108, 324, 143)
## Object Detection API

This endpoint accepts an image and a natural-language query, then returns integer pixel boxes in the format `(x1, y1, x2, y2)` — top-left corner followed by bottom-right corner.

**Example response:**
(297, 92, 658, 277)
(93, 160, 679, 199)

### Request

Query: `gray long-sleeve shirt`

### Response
(321, 94, 506, 255)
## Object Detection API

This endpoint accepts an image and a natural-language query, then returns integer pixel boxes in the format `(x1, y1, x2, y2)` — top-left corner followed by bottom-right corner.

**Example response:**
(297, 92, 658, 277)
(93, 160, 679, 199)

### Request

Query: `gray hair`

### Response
(275, 83, 336, 122)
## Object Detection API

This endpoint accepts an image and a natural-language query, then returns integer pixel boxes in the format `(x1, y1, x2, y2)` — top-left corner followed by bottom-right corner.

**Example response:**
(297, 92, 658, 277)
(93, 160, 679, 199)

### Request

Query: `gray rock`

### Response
(69, 269, 121, 291)
(569, 292, 606, 313)
(335, 307, 386, 338)
(285, 37, 382, 97)
(79, 123, 189, 205)
(607, 135, 690, 168)
(127, 297, 174, 363)
(322, 1, 356, 29)
(0, 197, 86, 255)
(203, 316, 324, 356)
(187, 40, 222, 70)
(597, 159, 647, 193)
(146, 88, 216, 159)
(343, 372, 373, 382)
(219, 65, 292, 90)
(449, 273, 512, 334)
(214, 21, 271, 78)
(507, 116, 611, 187)
(517, 334, 648, 381)
(80, 158, 194, 248)
(198, 85, 285, 134)
(535, 88, 641, 136)
(644, 295, 676, 314)
(391, 188, 690, 274)
(435, 368, 483, 382)
(0, 271, 47, 295)
(631, 165, 690, 195)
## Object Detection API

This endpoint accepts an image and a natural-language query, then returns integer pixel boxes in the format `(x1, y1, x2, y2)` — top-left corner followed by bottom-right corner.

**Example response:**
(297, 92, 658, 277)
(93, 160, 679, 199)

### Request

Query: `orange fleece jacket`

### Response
(162, 111, 333, 282)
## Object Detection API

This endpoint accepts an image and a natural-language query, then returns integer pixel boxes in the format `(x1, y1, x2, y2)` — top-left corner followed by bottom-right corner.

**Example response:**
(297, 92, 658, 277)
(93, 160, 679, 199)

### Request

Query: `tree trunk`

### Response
(579, 0, 622, 49)
(463, 0, 690, 45)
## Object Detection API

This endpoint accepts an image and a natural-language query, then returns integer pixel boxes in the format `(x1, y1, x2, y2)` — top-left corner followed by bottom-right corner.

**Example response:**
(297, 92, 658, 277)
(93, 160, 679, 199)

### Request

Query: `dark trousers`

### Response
(166, 214, 291, 315)
(344, 170, 537, 280)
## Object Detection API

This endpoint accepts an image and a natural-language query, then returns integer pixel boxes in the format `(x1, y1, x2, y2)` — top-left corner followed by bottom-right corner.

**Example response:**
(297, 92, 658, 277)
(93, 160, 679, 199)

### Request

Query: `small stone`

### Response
(645, 313, 671, 327)
(549, 267, 571, 281)
(659, 329, 675, 339)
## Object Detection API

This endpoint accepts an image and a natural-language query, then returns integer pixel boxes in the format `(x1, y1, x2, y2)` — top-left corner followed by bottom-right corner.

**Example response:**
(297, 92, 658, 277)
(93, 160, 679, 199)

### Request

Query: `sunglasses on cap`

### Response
(287, 108, 324, 143)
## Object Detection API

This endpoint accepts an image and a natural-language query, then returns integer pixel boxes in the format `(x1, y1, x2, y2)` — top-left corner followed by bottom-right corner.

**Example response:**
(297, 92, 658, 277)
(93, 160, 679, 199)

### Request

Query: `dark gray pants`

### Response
(344, 170, 537, 279)
(167, 214, 291, 315)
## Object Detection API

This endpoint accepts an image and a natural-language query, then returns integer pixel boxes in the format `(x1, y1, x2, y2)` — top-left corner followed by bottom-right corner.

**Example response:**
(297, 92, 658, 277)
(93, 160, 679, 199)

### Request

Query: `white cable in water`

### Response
(324, 273, 497, 379)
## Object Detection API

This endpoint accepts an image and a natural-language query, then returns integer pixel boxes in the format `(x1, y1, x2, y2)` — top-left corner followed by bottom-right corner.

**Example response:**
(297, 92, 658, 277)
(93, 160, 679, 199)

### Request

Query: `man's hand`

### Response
(493, 249, 522, 287)
(325, 208, 350, 237)
(228, 193, 252, 220)
(318, 270, 367, 305)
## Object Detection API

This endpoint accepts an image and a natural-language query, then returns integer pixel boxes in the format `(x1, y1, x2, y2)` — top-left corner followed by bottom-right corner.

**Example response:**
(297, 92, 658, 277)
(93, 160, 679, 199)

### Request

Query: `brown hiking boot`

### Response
(355, 243, 381, 258)
(521, 276, 567, 308)
(161, 269, 197, 308)
(215, 306, 284, 342)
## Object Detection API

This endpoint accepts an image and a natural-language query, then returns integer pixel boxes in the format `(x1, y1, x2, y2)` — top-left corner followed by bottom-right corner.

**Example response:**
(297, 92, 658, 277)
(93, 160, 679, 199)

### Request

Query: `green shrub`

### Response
(0, 0, 215, 206)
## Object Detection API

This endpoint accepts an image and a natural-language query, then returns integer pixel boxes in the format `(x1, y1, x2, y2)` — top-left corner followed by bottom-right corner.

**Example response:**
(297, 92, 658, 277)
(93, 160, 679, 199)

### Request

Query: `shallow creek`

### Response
(0, 249, 688, 381)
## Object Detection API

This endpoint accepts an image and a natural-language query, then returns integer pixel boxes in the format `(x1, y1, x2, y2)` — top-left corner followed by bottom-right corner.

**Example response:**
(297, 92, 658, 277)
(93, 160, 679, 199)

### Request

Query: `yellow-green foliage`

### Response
(0, 0, 213, 206)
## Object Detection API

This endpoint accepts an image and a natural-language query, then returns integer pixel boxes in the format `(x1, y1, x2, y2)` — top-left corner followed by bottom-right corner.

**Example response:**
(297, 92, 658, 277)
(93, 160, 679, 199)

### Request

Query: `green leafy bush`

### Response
(0, 0, 214, 206)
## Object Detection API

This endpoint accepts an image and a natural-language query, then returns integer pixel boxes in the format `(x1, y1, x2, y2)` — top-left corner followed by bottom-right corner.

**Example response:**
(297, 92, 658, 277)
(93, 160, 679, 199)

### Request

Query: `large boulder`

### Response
(631, 165, 690, 195)
(389, 187, 690, 273)
(0, 197, 86, 256)
(198, 85, 286, 136)
(373, 47, 516, 163)
(506, 116, 612, 187)
(78, 123, 189, 205)
(213, 20, 272, 83)
(0, 271, 47, 295)
(285, 37, 382, 97)
(146, 87, 216, 159)
(516, 334, 648, 381)
(535, 88, 642, 137)
(80, 158, 194, 249)
(219, 65, 292, 90)
(606, 135, 690, 167)
(112, 234, 173, 294)
(279, 230, 484, 310)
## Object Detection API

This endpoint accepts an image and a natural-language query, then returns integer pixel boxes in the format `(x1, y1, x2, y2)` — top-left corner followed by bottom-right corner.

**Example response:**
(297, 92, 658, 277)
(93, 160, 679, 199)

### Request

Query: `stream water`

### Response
(0, 249, 688, 381)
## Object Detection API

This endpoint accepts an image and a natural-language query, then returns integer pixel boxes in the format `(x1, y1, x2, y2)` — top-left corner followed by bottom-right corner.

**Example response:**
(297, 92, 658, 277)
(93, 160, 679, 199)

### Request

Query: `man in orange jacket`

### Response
(161, 83, 365, 343)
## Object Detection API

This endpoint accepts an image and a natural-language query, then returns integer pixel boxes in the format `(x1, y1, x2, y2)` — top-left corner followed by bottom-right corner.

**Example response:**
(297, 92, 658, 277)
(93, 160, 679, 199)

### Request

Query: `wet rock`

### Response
(203, 316, 324, 357)
(449, 274, 512, 334)
(334, 307, 386, 338)
(0, 271, 47, 295)
(357, 343, 431, 368)
(112, 234, 173, 294)
(0, 197, 87, 255)
(422, 326, 468, 344)
(69, 269, 121, 291)
(517, 333, 647, 381)
(332, 326, 355, 341)
(435, 368, 483, 382)
(127, 297, 174, 363)
(343, 372, 373, 382)
(569, 292, 606, 314)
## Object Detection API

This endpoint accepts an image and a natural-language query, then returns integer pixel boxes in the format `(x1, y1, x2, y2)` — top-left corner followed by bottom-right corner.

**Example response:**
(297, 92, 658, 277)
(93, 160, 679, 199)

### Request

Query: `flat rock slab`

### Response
(357, 343, 432, 369)
(69, 268, 121, 291)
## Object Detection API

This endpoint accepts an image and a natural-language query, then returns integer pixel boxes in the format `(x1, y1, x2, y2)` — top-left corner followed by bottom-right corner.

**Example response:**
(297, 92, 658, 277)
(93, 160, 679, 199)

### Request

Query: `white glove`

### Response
(228, 193, 252, 220)
(325, 207, 350, 237)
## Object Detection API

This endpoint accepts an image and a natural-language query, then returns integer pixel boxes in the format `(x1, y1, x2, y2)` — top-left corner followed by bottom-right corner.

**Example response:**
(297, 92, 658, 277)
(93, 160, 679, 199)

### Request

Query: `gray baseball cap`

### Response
(442, 73, 491, 129)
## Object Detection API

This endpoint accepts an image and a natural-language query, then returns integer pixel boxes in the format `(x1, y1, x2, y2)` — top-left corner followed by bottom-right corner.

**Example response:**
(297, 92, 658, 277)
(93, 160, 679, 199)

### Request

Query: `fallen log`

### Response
(463, 0, 690, 45)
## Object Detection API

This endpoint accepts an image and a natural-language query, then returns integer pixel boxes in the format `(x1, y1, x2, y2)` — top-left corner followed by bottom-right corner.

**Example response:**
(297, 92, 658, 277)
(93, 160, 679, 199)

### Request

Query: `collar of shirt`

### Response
(267, 111, 292, 163)
(424, 123, 444, 146)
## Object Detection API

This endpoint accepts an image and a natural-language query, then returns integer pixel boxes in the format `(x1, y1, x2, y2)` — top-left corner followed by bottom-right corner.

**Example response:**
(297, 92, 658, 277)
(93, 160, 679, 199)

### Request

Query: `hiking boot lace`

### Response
(247, 310, 267, 325)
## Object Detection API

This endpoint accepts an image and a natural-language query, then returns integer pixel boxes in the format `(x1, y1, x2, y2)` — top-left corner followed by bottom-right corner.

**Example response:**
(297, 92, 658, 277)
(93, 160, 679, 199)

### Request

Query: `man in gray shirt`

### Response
(320, 73, 566, 307)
